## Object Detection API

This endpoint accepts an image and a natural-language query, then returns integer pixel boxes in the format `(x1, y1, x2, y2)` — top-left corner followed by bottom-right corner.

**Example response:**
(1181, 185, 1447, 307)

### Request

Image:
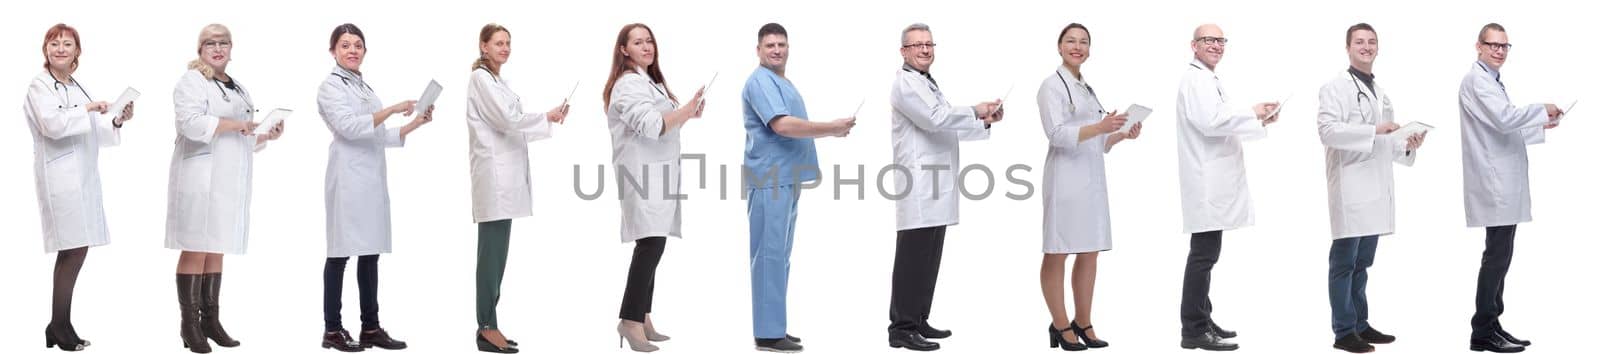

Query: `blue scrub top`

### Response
(741, 66, 820, 188)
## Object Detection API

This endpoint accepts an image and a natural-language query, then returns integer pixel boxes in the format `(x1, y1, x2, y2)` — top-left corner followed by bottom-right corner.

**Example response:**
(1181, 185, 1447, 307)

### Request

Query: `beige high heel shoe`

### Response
(616, 320, 659, 352)
(643, 315, 670, 342)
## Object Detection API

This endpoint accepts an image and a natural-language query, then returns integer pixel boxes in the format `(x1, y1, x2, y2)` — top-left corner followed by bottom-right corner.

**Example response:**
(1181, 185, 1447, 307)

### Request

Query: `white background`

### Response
(1, 0, 1595, 353)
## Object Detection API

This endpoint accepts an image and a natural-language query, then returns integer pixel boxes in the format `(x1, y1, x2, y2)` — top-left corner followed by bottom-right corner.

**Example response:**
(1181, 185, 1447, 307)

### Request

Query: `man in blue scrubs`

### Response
(741, 22, 856, 353)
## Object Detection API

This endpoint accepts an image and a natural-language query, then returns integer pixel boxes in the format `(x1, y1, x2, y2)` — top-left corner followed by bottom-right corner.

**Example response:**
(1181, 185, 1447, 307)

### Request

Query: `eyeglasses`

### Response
(1480, 41, 1512, 52)
(202, 40, 233, 50)
(902, 42, 937, 50)
(1194, 36, 1228, 46)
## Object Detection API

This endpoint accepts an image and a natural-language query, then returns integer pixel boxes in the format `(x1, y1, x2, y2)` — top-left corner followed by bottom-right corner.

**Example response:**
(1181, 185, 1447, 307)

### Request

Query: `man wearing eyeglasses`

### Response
(885, 22, 1003, 352)
(1315, 22, 1423, 354)
(1174, 24, 1280, 352)
(1459, 22, 1562, 354)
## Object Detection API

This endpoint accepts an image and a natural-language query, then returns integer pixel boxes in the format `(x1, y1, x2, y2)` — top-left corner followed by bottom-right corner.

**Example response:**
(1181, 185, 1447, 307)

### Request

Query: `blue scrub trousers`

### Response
(748, 185, 799, 339)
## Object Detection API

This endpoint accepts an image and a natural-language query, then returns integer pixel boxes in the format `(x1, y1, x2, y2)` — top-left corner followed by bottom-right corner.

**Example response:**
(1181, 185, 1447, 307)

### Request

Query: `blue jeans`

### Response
(748, 185, 800, 339)
(1328, 235, 1379, 339)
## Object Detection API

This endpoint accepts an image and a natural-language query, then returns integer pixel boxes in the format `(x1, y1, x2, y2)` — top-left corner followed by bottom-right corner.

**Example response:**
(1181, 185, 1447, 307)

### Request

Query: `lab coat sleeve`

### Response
(957, 124, 990, 141)
(1316, 82, 1375, 153)
(609, 74, 666, 140)
(1037, 80, 1087, 150)
(1465, 74, 1547, 134)
(173, 74, 221, 144)
(1180, 72, 1265, 139)
(746, 74, 793, 127)
(94, 109, 120, 147)
(25, 79, 93, 140)
(1520, 126, 1545, 146)
(317, 78, 382, 141)
(1382, 98, 1415, 167)
(891, 73, 986, 133)
(468, 70, 552, 142)
(382, 125, 404, 147)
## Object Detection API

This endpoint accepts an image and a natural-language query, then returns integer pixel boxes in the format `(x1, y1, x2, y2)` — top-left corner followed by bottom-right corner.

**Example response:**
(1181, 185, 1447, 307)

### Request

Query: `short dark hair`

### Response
(1057, 23, 1090, 45)
(1345, 23, 1376, 46)
(1478, 23, 1506, 43)
(329, 23, 365, 51)
(758, 23, 787, 42)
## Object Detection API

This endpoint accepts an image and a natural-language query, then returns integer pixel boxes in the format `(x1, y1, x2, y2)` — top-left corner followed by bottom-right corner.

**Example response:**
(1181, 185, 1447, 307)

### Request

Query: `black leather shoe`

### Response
(756, 337, 804, 353)
(322, 330, 364, 352)
(1180, 332, 1239, 351)
(1495, 327, 1530, 346)
(1470, 332, 1525, 353)
(1208, 323, 1237, 339)
(1069, 321, 1108, 348)
(360, 328, 407, 350)
(1358, 327, 1395, 344)
(916, 323, 952, 339)
(1048, 324, 1086, 351)
(476, 332, 519, 353)
(888, 330, 940, 351)
(1333, 333, 1374, 353)
(785, 334, 802, 343)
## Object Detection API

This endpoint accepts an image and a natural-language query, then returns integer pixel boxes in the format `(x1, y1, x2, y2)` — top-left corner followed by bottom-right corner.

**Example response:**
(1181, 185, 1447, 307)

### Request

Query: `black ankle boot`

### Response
(178, 274, 212, 353)
(45, 324, 85, 352)
(200, 273, 241, 347)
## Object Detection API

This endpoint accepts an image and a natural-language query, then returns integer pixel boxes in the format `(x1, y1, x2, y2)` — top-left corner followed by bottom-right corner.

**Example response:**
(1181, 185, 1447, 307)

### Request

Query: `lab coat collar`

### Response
(1188, 58, 1213, 72)
(331, 65, 372, 93)
(1475, 60, 1501, 82)
(902, 62, 936, 87)
(1056, 65, 1094, 95)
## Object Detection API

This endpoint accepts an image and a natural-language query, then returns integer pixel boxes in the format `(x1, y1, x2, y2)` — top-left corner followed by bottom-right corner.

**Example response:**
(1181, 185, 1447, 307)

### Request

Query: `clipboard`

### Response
(1390, 121, 1434, 138)
(1118, 104, 1153, 133)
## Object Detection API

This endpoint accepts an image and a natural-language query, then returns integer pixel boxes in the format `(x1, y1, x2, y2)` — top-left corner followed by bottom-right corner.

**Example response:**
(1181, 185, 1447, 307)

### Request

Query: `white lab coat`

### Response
(1317, 72, 1417, 239)
(24, 71, 120, 252)
(1175, 59, 1266, 234)
(1458, 62, 1547, 228)
(165, 69, 266, 254)
(466, 67, 554, 223)
(606, 69, 682, 242)
(1037, 66, 1113, 253)
(319, 67, 404, 257)
(890, 66, 989, 231)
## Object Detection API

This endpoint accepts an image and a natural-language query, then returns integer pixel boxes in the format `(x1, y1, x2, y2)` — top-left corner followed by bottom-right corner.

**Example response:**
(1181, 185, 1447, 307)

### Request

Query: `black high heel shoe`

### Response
(45, 325, 85, 352)
(1070, 321, 1109, 348)
(1048, 324, 1088, 351)
(476, 332, 519, 353)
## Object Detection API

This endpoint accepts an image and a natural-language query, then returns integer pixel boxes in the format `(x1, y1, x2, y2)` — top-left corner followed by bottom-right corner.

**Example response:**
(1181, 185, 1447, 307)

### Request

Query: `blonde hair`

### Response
(186, 24, 232, 80)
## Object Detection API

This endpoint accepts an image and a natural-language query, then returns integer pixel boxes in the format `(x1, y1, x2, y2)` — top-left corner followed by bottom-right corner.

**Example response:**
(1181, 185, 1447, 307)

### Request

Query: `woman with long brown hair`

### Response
(603, 23, 704, 353)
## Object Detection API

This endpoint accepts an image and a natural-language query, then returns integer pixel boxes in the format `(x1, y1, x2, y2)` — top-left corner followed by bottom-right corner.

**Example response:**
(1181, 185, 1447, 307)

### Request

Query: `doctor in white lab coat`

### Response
(1316, 23, 1423, 353)
(26, 24, 135, 350)
(885, 23, 1003, 352)
(1459, 23, 1561, 353)
(1035, 23, 1139, 351)
(315, 24, 429, 350)
(463, 23, 569, 351)
(1174, 24, 1279, 352)
(604, 23, 705, 352)
(164, 24, 282, 353)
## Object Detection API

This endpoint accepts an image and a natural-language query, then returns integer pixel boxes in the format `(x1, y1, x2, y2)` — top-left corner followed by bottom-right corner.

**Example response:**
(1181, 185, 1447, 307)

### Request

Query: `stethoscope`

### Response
(331, 71, 375, 103)
(1056, 71, 1104, 115)
(48, 72, 93, 110)
(210, 77, 256, 115)
(903, 66, 942, 95)
(1349, 72, 1375, 123)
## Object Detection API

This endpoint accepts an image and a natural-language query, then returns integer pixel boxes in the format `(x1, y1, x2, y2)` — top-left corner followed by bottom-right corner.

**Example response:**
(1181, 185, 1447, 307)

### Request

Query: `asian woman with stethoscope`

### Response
(24, 23, 136, 353)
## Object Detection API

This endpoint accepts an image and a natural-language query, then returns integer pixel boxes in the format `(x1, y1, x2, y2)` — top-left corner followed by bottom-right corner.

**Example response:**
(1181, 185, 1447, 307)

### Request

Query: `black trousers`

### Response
(324, 255, 380, 332)
(1180, 230, 1223, 337)
(888, 226, 947, 331)
(619, 236, 666, 322)
(1471, 225, 1517, 339)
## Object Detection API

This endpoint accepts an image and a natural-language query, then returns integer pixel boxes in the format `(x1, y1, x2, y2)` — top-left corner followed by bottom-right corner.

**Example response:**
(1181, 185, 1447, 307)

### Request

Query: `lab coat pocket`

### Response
(1339, 158, 1383, 209)
(44, 151, 84, 220)
(1202, 155, 1244, 209)
(173, 154, 214, 234)
(1487, 154, 1523, 207)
